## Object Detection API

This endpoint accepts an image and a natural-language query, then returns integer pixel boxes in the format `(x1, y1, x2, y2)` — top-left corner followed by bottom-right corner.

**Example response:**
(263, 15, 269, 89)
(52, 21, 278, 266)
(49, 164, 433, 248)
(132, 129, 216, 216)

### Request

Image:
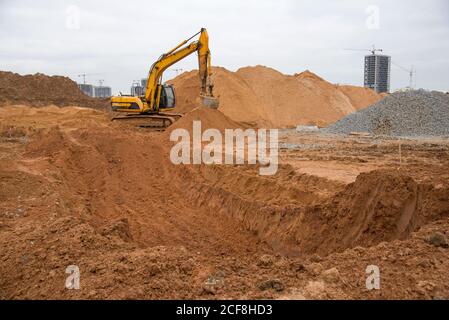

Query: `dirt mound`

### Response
(0, 71, 108, 110)
(169, 66, 383, 128)
(238, 66, 357, 127)
(337, 85, 385, 110)
(169, 67, 272, 127)
(294, 170, 449, 255)
(167, 106, 245, 135)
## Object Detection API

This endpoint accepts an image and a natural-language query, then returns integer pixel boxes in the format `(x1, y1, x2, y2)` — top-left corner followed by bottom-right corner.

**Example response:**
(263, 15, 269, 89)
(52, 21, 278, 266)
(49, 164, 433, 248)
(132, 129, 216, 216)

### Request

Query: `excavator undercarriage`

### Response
(111, 112, 183, 129)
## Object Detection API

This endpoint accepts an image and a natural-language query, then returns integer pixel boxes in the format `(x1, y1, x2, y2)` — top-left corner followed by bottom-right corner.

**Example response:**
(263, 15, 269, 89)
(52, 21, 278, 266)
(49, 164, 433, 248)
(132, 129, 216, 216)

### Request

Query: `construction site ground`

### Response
(1, 105, 448, 300)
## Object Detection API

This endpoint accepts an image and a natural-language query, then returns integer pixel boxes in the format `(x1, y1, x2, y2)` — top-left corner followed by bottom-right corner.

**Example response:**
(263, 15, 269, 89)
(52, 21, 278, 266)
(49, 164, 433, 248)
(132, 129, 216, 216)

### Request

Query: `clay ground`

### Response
(1, 105, 449, 300)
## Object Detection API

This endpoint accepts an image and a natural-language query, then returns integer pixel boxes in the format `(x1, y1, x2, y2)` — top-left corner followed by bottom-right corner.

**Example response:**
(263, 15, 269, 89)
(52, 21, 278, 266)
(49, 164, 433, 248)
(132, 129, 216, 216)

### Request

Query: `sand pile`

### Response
(169, 67, 272, 127)
(294, 170, 449, 255)
(326, 90, 449, 136)
(0, 71, 108, 109)
(239, 67, 357, 127)
(337, 85, 384, 110)
(166, 106, 244, 136)
(169, 66, 383, 128)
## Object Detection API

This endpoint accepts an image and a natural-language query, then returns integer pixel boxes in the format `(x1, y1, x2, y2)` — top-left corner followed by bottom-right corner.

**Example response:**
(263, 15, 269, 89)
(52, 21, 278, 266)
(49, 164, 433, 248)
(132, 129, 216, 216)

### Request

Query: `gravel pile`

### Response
(324, 90, 449, 137)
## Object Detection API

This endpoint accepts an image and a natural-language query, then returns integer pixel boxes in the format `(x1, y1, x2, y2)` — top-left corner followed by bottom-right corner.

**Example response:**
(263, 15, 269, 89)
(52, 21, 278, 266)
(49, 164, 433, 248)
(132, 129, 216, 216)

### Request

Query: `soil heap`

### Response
(0, 71, 108, 110)
(169, 66, 384, 128)
(167, 106, 244, 135)
(337, 85, 384, 110)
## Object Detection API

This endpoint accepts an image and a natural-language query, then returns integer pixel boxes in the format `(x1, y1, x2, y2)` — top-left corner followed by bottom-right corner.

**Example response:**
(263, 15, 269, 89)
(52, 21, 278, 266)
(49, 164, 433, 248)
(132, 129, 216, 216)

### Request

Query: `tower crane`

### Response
(392, 62, 415, 90)
(77, 73, 103, 85)
(344, 45, 383, 55)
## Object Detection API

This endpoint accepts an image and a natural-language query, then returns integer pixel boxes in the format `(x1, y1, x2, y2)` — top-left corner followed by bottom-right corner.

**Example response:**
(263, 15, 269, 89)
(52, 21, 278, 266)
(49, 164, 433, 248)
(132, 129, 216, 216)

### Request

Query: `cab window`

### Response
(161, 85, 175, 108)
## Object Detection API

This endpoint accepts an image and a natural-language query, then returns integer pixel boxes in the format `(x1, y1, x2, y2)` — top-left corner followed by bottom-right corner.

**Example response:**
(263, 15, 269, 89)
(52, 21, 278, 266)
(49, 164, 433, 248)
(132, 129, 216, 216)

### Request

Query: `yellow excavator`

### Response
(111, 28, 218, 128)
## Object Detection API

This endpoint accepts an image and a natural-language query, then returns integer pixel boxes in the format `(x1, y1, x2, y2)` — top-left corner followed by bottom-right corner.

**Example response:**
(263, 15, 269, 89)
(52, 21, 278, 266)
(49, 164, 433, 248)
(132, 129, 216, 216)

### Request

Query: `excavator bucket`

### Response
(200, 95, 219, 109)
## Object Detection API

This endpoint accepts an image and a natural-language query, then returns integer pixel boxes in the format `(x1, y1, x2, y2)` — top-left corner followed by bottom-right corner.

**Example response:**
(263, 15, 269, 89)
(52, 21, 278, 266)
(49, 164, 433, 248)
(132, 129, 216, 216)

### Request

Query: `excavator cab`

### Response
(111, 84, 175, 112)
(159, 84, 176, 109)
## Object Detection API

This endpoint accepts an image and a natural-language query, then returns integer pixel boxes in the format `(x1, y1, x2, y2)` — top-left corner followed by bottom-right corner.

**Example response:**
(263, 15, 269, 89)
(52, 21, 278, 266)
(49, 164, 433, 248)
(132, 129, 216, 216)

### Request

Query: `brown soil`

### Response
(1, 105, 449, 300)
(0, 71, 108, 110)
(337, 85, 384, 110)
(169, 67, 273, 127)
(169, 66, 383, 128)
(166, 106, 244, 136)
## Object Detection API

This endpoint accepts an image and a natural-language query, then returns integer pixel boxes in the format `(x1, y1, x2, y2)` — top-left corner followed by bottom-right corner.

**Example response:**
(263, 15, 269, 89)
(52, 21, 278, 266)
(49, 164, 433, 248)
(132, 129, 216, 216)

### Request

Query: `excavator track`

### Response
(111, 113, 183, 130)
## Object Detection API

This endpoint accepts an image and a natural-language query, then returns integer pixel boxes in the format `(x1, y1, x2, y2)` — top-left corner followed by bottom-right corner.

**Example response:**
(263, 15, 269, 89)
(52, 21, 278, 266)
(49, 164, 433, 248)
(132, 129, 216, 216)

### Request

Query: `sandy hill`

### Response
(169, 67, 272, 127)
(0, 71, 108, 110)
(169, 65, 383, 128)
(166, 106, 244, 137)
(337, 85, 384, 111)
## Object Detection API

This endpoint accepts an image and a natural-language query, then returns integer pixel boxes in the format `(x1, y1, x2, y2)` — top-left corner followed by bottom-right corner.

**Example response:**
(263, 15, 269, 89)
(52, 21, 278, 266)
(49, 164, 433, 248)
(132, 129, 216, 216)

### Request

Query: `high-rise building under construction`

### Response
(364, 54, 391, 93)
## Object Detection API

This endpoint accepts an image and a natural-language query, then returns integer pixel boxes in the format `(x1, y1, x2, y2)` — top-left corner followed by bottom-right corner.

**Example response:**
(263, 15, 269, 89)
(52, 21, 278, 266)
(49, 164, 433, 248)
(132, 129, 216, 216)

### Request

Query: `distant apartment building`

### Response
(78, 84, 112, 98)
(131, 83, 145, 96)
(129, 79, 147, 96)
(94, 86, 112, 98)
(78, 84, 94, 97)
(364, 54, 391, 93)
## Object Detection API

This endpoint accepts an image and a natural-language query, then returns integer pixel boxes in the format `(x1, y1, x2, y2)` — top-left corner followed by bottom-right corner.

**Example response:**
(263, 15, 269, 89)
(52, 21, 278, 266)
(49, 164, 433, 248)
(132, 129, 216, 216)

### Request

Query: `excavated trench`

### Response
(179, 162, 449, 256)
(20, 125, 449, 258)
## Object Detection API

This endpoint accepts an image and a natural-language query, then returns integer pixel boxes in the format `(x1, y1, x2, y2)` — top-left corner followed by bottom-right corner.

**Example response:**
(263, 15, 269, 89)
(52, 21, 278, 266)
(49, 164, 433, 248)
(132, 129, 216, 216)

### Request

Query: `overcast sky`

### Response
(0, 0, 448, 94)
